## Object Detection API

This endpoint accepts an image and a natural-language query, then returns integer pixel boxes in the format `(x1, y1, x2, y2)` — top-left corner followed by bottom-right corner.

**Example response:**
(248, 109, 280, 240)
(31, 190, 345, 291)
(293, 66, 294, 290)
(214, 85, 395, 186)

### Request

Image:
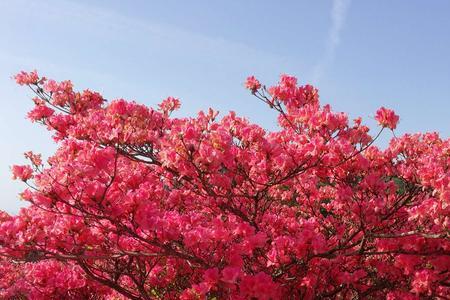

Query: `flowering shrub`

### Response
(0, 71, 448, 299)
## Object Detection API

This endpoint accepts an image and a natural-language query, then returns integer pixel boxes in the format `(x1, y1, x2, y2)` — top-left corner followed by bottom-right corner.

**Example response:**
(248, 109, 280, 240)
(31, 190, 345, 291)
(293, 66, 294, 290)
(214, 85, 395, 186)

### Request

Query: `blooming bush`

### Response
(0, 71, 448, 299)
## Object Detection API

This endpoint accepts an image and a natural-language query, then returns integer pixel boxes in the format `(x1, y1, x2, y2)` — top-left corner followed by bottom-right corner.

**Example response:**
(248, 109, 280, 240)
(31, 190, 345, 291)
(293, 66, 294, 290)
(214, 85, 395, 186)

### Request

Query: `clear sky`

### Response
(1, 0, 449, 213)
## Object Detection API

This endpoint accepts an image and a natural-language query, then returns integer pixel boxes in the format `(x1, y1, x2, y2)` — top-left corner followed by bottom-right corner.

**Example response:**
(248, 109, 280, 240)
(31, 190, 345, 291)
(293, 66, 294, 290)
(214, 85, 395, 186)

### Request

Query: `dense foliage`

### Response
(0, 70, 448, 299)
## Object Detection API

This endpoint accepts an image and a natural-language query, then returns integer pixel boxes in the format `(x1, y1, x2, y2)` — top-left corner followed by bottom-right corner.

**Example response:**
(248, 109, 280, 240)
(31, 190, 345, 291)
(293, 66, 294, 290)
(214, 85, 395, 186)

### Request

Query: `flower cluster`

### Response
(0, 71, 448, 299)
(375, 106, 400, 130)
(244, 76, 261, 93)
(11, 165, 33, 181)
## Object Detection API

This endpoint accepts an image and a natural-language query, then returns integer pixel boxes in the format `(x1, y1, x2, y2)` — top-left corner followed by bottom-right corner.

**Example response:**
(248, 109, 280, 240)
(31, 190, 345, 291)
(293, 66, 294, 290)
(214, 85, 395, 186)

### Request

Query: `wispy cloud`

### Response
(312, 0, 351, 83)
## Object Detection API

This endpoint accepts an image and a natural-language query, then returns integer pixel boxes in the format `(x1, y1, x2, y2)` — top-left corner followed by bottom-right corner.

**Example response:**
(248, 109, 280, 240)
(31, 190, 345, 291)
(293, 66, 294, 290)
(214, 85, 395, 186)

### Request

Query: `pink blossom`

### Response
(27, 105, 54, 121)
(11, 165, 33, 181)
(411, 270, 436, 295)
(244, 75, 261, 92)
(24, 151, 42, 166)
(158, 96, 181, 113)
(14, 70, 41, 85)
(221, 266, 240, 283)
(375, 106, 400, 129)
(1, 70, 448, 299)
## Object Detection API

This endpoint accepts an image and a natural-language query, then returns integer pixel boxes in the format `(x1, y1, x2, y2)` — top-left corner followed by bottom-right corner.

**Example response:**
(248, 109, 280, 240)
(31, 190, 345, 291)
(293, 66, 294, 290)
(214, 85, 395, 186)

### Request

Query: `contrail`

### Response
(312, 0, 351, 83)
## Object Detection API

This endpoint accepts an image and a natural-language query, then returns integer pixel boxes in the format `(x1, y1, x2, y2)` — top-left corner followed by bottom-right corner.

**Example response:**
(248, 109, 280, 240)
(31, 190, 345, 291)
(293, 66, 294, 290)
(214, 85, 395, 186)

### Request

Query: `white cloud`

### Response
(312, 0, 351, 83)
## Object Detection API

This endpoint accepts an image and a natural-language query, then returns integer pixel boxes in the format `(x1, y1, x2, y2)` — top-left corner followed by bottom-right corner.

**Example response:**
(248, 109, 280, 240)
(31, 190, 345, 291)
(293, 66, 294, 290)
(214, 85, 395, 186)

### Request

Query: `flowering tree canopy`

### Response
(1, 70, 449, 299)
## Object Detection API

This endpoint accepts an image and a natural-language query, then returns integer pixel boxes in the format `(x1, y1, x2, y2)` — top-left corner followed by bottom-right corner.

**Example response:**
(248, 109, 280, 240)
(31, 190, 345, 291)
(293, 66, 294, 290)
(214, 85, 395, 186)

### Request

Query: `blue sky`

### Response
(1, 0, 449, 213)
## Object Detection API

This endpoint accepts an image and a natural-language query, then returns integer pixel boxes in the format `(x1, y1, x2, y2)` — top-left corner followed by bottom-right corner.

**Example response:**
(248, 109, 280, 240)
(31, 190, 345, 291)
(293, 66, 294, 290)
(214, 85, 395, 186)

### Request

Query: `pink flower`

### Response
(24, 151, 42, 166)
(240, 272, 281, 299)
(221, 266, 240, 283)
(14, 70, 41, 85)
(19, 189, 33, 201)
(244, 76, 261, 92)
(203, 268, 219, 284)
(43, 79, 59, 93)
(279, 74, 297, 88)
(11, 165, 33, 181)
(375, 107, 399, 130)
(158, 96, 181, 113)
(5, 70, 450, 299)
(411, 270, 435, 295)
(27, 105, 54, 121)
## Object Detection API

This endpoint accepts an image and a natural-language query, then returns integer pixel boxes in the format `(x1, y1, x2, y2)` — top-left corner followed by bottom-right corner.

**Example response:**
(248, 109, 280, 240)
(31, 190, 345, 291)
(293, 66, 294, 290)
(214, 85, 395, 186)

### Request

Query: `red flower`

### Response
(11, 165, 33, 181)
(244, 75, 261, 92)
(375, 106, 399, 130)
